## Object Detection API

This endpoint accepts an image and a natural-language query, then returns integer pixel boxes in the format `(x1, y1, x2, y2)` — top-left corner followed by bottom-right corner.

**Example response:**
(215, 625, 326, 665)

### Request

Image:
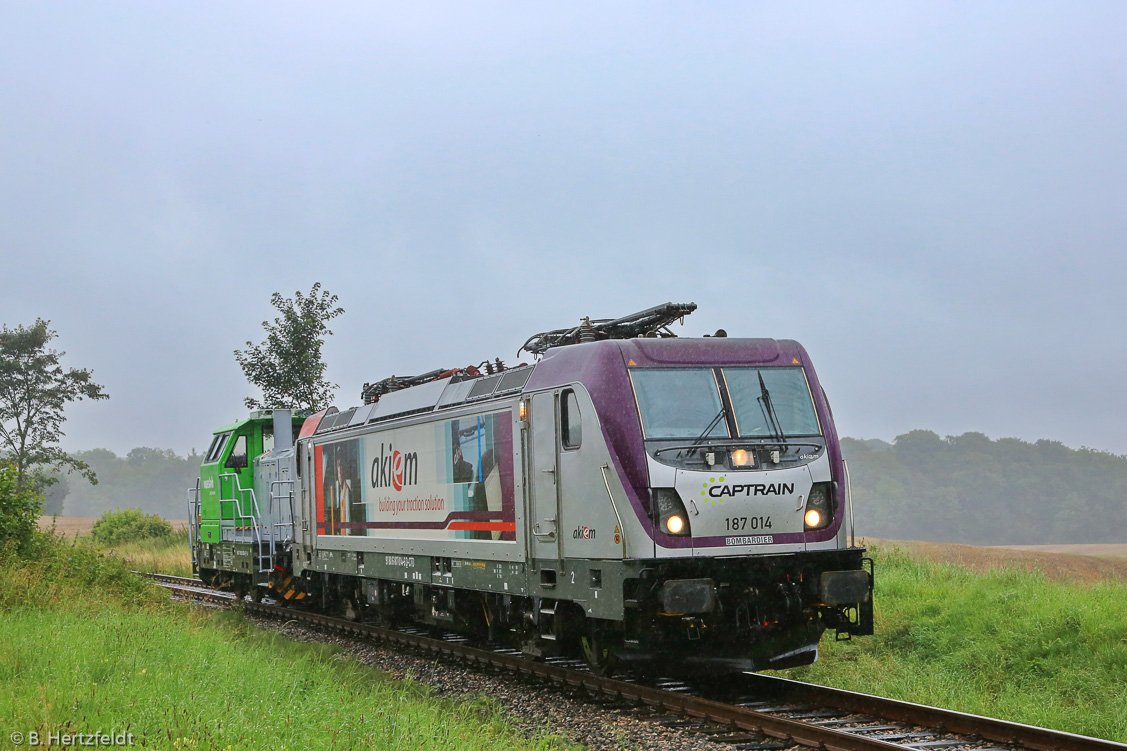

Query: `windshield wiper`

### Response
(686, 407, 727, 456)
(757, 371, 786, 443)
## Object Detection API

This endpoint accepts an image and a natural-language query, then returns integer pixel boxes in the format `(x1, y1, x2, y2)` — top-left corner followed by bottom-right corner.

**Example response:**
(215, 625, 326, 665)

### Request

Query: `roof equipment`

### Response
(520, 301, 697, 357)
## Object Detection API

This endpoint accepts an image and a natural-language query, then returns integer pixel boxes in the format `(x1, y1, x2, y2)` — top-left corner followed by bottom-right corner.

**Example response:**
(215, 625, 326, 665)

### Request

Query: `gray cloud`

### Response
(2, 2, 1124, 457)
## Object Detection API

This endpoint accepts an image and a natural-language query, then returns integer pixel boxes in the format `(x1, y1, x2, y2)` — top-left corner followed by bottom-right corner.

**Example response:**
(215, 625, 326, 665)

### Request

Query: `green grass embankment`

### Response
(782, 544, 1127, 742)
(108, 528, 193, 577)
(0, 536, 570, 750)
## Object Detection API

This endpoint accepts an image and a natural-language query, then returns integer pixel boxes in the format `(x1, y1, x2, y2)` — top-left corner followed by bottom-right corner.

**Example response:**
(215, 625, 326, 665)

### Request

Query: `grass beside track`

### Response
(782, 542, 1127, 742)
(46, 526, 1127, 743)
(0, 536, 571, 751)
(108, 528, 194, 577)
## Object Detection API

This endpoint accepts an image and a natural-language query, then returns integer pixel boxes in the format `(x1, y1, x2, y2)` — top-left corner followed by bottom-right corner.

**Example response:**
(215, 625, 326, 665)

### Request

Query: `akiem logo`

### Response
(700, 476, 795, 505)
(371, 443, 419, 492)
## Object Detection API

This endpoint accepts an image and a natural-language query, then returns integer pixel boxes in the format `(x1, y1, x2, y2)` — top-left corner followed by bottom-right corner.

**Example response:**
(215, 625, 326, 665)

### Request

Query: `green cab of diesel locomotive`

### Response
(197, 411, 304, 544)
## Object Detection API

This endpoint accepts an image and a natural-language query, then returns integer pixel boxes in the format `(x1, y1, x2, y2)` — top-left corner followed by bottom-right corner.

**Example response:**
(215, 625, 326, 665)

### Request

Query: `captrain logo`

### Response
(371, 443, 419, 492)
(701, 476, 726, 505)
(700, 476, 795, 505)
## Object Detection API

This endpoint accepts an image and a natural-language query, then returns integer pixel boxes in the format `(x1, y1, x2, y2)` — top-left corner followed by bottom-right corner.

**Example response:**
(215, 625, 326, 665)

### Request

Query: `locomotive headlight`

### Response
(730, 448, 752, 467)
(803, 482, 835, 530)
(651, 488, 691, 536)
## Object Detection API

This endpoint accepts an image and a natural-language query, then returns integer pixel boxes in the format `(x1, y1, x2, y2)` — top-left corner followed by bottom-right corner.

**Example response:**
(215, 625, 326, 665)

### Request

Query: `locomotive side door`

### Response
(300, 439, 316, 554)
(528, 391, 561, 561)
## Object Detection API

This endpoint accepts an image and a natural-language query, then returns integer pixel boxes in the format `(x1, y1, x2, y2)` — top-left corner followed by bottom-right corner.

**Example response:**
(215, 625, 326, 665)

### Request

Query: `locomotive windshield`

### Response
(722, 367, 821, 437)
(630, 369, 730, 439)
(630, 367, 820, 440)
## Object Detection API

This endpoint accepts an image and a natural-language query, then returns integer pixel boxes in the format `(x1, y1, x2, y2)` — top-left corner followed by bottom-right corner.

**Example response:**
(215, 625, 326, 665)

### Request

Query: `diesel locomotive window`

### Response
(203, 434, 220, 463)
(205, 432, 230, 463)
(561, 389, 582, 449)
(630, 369, 729, 440)
(722, 367, 821, 437)
(225, 434, 248, 469)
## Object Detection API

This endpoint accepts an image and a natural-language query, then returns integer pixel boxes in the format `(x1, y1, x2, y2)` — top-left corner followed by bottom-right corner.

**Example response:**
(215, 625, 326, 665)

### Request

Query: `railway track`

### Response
(132, 572, 235, 605)
(139, 573, 1125, 751)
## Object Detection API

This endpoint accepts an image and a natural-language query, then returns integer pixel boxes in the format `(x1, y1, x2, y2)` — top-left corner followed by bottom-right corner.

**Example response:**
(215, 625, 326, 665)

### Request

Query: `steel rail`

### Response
(132, 572, 202, 586)
(240, 600, 907, 751)
(738, 673, 1127, 751)
(139, 573, 1127, 751)
(141, 574, 235, 605)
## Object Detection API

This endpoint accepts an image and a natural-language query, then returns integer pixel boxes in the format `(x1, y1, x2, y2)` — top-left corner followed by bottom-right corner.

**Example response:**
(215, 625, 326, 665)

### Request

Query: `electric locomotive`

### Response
(190, 303, 873, 674)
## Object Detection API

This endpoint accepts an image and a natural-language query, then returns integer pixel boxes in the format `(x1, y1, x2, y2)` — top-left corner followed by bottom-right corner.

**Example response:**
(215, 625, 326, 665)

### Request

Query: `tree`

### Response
(235, 283, 344, 411)
(90, 507, 173, 545)
(0, 319, 109, 491)
(0, 460, 41, 550)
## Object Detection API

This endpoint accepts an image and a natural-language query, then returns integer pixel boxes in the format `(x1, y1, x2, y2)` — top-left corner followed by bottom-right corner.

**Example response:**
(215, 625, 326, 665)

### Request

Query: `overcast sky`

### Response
(3, 2, 1125, 461)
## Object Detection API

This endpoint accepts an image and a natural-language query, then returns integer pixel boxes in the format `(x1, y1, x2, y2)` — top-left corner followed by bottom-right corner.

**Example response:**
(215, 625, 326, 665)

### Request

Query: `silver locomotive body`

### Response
(282, 336, 872, 674)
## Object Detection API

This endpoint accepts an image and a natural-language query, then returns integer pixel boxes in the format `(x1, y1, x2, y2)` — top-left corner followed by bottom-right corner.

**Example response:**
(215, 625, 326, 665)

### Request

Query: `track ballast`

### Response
(140, 573, 1126, 751)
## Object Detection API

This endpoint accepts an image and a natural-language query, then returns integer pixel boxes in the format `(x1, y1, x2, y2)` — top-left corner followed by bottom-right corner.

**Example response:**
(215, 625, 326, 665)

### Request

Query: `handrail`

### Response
(218, 472, 264, 554)
(599, 463, 627, 556)
(209, 471, 298, 574)
(269, 479, 296, 546)
(219, 471, 261, 520)
(186, 479, 201, 573)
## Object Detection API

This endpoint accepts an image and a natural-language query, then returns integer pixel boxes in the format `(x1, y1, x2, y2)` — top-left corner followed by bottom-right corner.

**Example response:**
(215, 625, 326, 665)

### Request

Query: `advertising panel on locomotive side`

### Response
(313, 410, 517, 542)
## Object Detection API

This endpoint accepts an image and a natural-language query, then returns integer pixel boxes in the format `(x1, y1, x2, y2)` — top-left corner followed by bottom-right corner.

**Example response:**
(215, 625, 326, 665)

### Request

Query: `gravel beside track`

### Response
(246, 613, 782, 751)
(143, 576, 1126, 751)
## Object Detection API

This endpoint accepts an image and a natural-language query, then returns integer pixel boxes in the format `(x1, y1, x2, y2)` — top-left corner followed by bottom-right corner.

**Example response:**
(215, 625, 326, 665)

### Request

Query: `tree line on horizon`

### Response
(48, 447, 202, 520)
(47, 430, 1127, 546)
(844, 430, 1127, 545)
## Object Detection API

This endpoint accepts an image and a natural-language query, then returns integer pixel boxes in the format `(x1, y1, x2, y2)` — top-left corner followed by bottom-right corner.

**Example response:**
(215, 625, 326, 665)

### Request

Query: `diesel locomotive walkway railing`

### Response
(186, 479, 201, 573)
(268, 479, 297, 573)
(185, 473, 295, 577)
(219, 471, 278, 576)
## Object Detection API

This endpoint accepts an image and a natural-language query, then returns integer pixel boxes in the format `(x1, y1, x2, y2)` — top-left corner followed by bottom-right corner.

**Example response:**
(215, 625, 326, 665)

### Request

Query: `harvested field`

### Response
(38, 515, 187, 537)
(864, 537, 1127, 583)
(994, 542, 1127, 557)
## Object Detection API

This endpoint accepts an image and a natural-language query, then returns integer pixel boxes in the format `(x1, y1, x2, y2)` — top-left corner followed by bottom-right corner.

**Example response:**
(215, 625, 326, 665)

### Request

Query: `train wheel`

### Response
(250, 585, 264, 603)
(343, 594, 363, 622)
(198, 568, 219, 588)
(581, 620, 620, 677)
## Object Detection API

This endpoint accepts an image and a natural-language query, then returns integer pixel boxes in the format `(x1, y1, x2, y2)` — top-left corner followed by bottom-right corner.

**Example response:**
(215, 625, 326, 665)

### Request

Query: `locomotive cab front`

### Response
(632, 363, 834, 553)
(601, 339, 874, 673)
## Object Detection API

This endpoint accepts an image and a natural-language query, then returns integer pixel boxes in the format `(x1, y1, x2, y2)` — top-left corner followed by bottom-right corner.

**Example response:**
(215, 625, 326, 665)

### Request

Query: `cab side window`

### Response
(206, 433, 230, 464)
(204, 434, 221, 463)
(561, 390, 582, 450)
(225, 434, 248, 469)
